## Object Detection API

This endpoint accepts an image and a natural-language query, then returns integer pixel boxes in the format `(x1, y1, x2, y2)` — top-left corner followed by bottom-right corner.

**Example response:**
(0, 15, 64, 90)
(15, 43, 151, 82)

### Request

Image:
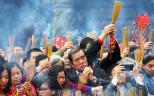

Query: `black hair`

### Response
(129, 45, 139, 53)
(80, 37, 94, 50)
(48, 65, 66, 78)
(27, 48, 43, 59)
(0, 55, 6, 64)
(38, 75, 60, 90)
(107, 64, 118, 76)
(142, 54, 154, 65)
(35, 54, 48, 67)
(8, 62, 23, 75)
(0, 62, 11, 94)
(52, 46, 58, 52)
(68, 47, 85, 63)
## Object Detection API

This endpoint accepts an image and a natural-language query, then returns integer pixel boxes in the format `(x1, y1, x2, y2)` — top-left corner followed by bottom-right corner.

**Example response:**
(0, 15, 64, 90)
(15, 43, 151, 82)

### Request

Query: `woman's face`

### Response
(11, 66, 22, 85)
(0, 70, 9, 90)
(57, 71, 65, 87)
(39, 82, 53, 96)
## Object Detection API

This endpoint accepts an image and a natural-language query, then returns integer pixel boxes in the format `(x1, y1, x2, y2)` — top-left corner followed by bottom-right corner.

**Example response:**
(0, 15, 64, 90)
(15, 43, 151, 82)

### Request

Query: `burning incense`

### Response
(47, 44, 52, 61)
(26, 66, 35, 82)
(149, 29, 154, 42)
(112, 1, 124, 24)
(43, 34, 48, 49)
(100, 46, 103, 59)
(134, 49, 143, 70)
(109, 1, 124, 60)
(9, 35, 16, 52)
(122, 27, 130, 48)
(25, 38, 31, 52)
(32, 35, 37, 48)
(67, 32, 72, 42)
(131, 87, 136, 96)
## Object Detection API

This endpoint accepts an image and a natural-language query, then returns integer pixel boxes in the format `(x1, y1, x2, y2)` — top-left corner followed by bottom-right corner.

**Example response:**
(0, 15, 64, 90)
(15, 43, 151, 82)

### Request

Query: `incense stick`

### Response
(25, 38, 31, 52)
(9, 35, 16, 52)
(100, 46, 103, 59)
(48, 44, 52, 61)
(112, 1, 124, 24)
(67, 32, 72, 42)
(122, 27, 129, 48)
(149, 29, 154, 42)
(32, 35, 37, 48)
(43, 34, 48, 49)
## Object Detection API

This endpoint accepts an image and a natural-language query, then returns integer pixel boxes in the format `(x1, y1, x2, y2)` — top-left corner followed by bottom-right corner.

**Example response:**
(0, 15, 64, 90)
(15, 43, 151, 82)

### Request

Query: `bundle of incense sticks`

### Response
(26, 66, 35, 82)
(134, 49, 141, 63)
(122, 27, 130, 48)
(110, 1, 124, 54)
(32, 35, 37, 48)
(149, 29, 154, 42)
(139, 29, 145, 62)
(9, 35, 16, 52)
(47, 44, 52, 61)
(131, 87, 136, 96)
(67, 32, 72, 42)
(43, 34, 48, 49)
(100, 45, 103, 59)
(134, 49, 143, 70)
(112, 1, 124, 24)
(25, 38, 31, 52)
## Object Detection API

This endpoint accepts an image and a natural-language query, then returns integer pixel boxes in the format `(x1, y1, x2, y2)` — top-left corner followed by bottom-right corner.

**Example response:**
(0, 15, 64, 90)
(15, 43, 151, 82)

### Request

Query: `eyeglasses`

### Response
(74, 55, 86, 63)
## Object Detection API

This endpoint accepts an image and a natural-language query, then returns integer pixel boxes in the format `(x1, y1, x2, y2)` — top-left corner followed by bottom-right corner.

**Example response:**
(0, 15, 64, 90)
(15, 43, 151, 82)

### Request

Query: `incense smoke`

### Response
(0, 0, 153, 50)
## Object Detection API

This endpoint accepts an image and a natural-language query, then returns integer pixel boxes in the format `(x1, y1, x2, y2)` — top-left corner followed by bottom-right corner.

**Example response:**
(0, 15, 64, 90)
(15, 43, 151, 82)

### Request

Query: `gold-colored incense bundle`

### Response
(112, 1, 124, 24)
(134, 49, 141, 63)
(134, 49, 143, 70)
(149, 29, 154, 42)
(32, 35, 37, 48)
(48, 44, 52, 61)
(26, 66, 35, 82)
(139, 29, 144, 62)
(100, 46, 103, 59)
(131, 87, 136, 96)
(67, 32, 72, 42)
(122, 27, 130, 48)
(9, 35, 16, 52)
(25, 38, 31, 52)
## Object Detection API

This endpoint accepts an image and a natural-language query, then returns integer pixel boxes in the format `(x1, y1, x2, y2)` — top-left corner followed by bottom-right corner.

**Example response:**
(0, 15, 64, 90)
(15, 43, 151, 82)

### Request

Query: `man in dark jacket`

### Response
(67, 47, 110, 88)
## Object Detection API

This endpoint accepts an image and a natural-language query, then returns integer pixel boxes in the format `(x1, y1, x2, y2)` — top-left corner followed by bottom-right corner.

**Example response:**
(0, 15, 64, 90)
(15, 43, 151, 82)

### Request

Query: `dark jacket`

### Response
(140, 68, 154, 95)
(67, 68, 111, 88)
(86, 39, 121, 73)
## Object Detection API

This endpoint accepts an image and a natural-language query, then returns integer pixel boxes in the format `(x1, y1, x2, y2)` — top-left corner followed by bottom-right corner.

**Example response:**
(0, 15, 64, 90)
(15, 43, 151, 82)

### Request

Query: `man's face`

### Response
(72, 50, 88, 72)
(117, 72, 126, 85)
(30, 52, 42, 66)
(143, 60, 154, 77)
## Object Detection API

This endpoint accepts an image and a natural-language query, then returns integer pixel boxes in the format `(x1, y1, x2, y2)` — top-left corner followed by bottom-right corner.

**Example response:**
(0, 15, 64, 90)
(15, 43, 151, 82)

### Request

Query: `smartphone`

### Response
(122, 64, 134, 71)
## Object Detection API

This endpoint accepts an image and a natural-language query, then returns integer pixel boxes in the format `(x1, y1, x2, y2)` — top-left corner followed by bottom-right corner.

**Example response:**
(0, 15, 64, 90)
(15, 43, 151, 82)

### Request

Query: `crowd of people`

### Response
(0, 24, 154, 96)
